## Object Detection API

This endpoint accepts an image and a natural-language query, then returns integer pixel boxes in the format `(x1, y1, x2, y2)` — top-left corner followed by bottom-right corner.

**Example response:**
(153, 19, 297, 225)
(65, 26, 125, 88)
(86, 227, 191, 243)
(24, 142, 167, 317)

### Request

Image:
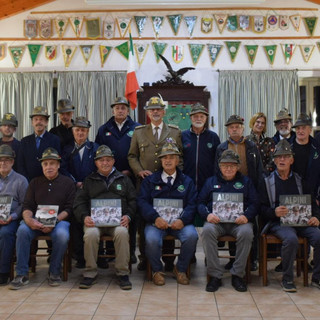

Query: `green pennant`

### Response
(99, 45, 112, 67)
(134, 16, 147, 37)
(245, 45, 258, 65)
(167, 14, 182, 36)
(27, 44, 42, 67)
(263, 45, 277, 65)
(152, 42, 168, 62)
(225, 41, 241, 62)
(115, 41, 129, 60)
(207, 44, 223, 66)
(188, 44, 204, 66)
(304, 17, 318, 36)
(317, 42, 320, 52)
(9, 46, 25, 68)
(227, 15, 238, 31)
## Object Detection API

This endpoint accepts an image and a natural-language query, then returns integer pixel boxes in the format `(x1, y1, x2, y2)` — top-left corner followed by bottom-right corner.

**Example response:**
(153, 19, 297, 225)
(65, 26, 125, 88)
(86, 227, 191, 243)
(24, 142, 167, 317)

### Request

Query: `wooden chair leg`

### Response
(246, 252, 251, 284)
(303, 238, 308, 287)
(262, 237, 268, 286)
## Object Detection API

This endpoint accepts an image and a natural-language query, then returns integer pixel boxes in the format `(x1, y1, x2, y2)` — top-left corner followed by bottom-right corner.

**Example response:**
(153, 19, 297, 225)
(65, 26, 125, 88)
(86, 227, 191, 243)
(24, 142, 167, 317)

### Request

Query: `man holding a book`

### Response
(0, 145, 28, 286)
(260, 139, 320, 292)
(198, 149, 259, 293)
(137, 139, 198, 286)
(10, 147, 76, 289)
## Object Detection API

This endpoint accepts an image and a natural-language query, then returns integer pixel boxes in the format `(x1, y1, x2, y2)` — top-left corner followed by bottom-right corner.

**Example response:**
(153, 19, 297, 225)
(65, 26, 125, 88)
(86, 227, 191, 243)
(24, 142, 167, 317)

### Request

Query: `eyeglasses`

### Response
(219, 164, 238, 169)
(0, 158, 12, 163)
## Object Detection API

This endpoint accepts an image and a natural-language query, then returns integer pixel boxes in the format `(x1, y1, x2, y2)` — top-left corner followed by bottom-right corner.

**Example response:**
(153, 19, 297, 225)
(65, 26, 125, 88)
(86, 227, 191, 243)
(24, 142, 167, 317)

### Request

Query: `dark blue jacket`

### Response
(273, 131, 296, 144)
(214, 139, 263, 189)
(95, 116, 140, 171)
(49, 123, 74, 149)
(17, 131, 61, 182)
(61, 140, 99, 183)
(0, 138, 21, 171)
(197, 172, 259, 222)
(137, 168, 197, 226)
(182, 127, 220, 190)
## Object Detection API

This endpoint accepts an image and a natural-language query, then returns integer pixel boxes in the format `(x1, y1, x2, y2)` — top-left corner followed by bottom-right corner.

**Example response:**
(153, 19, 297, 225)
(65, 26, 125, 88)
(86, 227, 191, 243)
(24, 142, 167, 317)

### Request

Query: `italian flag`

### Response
(125, 31, 139, 110)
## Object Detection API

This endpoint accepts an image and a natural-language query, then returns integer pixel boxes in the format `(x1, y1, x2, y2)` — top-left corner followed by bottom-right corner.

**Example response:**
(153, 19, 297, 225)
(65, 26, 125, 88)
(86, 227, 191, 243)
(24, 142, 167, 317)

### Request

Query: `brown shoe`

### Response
(152, 272, 165, 286)
(173, 266, 189, 285)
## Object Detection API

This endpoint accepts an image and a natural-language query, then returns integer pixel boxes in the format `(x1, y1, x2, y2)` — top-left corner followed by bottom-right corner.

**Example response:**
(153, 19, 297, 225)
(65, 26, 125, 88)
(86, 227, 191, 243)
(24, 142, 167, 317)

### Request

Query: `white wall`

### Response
(0, 0, 320, 135)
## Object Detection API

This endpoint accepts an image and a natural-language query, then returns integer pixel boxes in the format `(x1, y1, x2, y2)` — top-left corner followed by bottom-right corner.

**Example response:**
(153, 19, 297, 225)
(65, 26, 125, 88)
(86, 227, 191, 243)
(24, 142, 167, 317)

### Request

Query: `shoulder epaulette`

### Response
(135, 125, 146, 129)
(168, 124, 180, 130)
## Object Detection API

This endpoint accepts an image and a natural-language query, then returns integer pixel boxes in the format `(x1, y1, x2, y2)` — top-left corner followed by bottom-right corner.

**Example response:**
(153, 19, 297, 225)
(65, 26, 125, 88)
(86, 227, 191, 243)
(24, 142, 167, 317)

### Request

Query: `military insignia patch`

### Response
(127, 131, 134, 137)
(177, 185, 185, 192)
(116, 184, 122, 190)
(207, 143, 213, 148)
(234, 182, 244, 189)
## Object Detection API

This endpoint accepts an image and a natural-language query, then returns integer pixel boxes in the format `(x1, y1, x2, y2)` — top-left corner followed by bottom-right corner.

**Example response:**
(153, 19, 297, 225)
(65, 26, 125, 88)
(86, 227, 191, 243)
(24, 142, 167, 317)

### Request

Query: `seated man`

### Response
(0, 145, 28, 285)
(73, 145, 136, 290)
(9, 148, 76, 289)
(137, 139, 198, 286)
(198, 150, 259, 292)
(260, 139, 320, 292)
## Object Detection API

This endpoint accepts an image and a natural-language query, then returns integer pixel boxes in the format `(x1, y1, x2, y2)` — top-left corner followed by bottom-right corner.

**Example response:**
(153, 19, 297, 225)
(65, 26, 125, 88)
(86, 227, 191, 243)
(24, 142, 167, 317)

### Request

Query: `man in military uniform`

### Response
(50, 99, 75, 149)
(128, 95, 182, 270)
(273, 108, 296, 145)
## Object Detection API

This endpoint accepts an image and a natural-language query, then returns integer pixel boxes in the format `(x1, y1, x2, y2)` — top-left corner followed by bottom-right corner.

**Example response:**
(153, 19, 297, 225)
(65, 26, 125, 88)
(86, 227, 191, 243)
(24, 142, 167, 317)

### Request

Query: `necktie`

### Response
(154, 126, 159, 142)
(167, 176, 173, 186)
(36, 136, 41, 149)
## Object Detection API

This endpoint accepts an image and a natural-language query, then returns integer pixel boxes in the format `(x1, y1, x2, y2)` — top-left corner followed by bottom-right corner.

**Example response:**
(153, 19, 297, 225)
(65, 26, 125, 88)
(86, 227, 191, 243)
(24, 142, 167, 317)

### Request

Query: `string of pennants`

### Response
(2, 41, 320, 68)
(23, 14, 318, 40)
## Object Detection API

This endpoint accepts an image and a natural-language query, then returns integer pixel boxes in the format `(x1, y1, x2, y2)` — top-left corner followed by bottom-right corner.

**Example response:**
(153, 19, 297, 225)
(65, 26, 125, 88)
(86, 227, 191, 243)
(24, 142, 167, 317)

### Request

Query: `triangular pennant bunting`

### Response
(266, 15, 279, 31)
(45, 45, 57, 61)
(116, 41, 129, 60)
(214, 14, 227, 33)
(152, 16, 164, 38)
(134, 43, 149, 66)
(152, 42, 168, 62)
(252, 16, 266, 33)
(188, 44, 204, 66)
(134, 16, 147, 38)
(24, 20, 37, 39)
(9, 46, 25, 68)
(184, 16, 197, 37)
(279, 15, 290, 30)
(245, 45, 258, 65)
(263, 45, 277, 65)
(281, 43, 296, 64)
(290, 14, 302, 31)
(39, 19, 52, 39)
(239, 15, 250, 31)
(117, 17, 131, 38)
(80, 45, 94, 65)
(225, 41, 241, 62)
(103, 20, 114, 39)
(0, 44, 6, 61)
(86, 18, 100, 39)
(62, 45, 77, 67)
(227, 15, 238, 32)
(317, 42, 320, 52)
(27, 44, 42, 66)
(167, 14, 182, 36)
(172, 45, 184, 63)
(304, 17, 318, 36)
(55, 18, 68, 38)
(201, 17, 213, 33)
(70, 16, 84, 37)
(207, 44, 222, 66)
(299, 44, 315, 63)
(99, 45, 112, 67)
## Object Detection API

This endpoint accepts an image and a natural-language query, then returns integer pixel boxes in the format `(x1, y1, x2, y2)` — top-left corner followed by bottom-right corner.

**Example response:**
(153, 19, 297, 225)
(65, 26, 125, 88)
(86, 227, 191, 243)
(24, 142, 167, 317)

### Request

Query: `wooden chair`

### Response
(146, 235, 191, 280)
(260, 233, 308, 286)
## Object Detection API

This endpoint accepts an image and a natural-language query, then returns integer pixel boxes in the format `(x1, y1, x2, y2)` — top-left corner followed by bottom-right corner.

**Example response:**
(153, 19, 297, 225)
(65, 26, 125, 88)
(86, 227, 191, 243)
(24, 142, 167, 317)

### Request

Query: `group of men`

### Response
(0, 94, 320, 294)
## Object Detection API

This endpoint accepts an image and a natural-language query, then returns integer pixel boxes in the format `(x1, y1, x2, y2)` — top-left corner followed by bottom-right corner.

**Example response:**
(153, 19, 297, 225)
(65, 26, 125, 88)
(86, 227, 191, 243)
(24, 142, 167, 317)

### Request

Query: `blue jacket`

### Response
(61, 140, 99, 183)
(182, 127, 220, 190)
(137, 168, 197, 226)
(95, 116, 140, 171)
(17, 131, 61, 182)
(273, 131, 296, 144)
(197, 172, 259, 222)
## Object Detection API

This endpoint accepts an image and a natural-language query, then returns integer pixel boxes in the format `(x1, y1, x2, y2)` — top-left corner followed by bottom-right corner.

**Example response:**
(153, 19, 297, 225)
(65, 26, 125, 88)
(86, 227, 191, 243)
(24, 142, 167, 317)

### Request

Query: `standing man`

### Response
(273, 108, 296, 145)
(10, 148, 76, 289)
(128, 95, 182, 270)
(50, 99, 75, 149)
(0, 113, 20, 172)
(17, 106, 61, 182)
(0, 145, 28, 285)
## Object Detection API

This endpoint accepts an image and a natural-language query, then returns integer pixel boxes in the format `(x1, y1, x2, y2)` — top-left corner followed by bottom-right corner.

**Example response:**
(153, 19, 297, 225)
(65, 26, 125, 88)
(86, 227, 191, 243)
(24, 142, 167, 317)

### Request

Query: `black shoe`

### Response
(0, 273, 9, 286)
(224, 259, 235, 270)
(190, 254, 197, 264)
(206, 276, 222, 292)
(79, 276, 97, 289)
(231, 275, 247, 292)
(251, 260, 258, 272)
(130, 253, 137, 264)
(308, 263, 313, 273)
(47, 255, 51, 264)
(281, 279, 296, 292)
(97, 257, 109, 269)
(137, 259, 147, 271)
(311, 278, 320, 289)
(75, 259, 85, 269)
(117, 275, 132, 290)
(275, 262, 282, 272)
(164, 262, 174, 272)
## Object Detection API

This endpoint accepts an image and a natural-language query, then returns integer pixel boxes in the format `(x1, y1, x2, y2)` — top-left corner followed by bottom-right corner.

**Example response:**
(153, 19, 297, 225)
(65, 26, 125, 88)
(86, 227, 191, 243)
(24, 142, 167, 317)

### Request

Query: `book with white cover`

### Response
(0, 196, 13, 221)
(35, 205, 59, 227)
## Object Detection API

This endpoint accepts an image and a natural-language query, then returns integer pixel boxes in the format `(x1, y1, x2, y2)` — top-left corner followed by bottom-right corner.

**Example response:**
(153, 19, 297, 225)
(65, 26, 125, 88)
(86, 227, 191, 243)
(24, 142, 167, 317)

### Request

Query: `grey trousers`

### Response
(83, 225, 130, 278)
(202, 222, 253, 279)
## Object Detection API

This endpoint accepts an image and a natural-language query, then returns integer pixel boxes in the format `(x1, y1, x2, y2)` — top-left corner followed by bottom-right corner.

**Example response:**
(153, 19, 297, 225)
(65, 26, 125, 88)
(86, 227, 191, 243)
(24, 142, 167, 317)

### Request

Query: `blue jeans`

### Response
(15, 220, 70, 276)
(145, 224, 198, 273)
(270, 222, 320, 282)
(0, 220, 19, 274)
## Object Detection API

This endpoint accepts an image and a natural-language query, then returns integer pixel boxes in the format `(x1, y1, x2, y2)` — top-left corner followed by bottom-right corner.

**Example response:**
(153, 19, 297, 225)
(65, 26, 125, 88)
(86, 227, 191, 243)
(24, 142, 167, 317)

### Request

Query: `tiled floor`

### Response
(1, 240, 320, 320)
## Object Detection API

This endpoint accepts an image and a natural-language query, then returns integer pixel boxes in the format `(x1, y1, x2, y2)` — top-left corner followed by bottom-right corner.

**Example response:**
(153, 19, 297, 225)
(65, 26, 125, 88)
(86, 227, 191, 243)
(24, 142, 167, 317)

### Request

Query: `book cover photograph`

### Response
(153, 198, 183, 225)
(212, 193, 243, 222)
(35, 205, 59, 227)
(280, 194, 312, 226)
(0, 196, 13, 221)
(91, 199, 122, 227)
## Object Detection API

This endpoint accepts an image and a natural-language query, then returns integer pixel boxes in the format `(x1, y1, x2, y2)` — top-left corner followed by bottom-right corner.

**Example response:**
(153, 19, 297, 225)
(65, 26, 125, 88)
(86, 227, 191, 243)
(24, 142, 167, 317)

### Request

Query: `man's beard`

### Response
(192, 122, 204, 128)
(279, 129, 290, 137)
